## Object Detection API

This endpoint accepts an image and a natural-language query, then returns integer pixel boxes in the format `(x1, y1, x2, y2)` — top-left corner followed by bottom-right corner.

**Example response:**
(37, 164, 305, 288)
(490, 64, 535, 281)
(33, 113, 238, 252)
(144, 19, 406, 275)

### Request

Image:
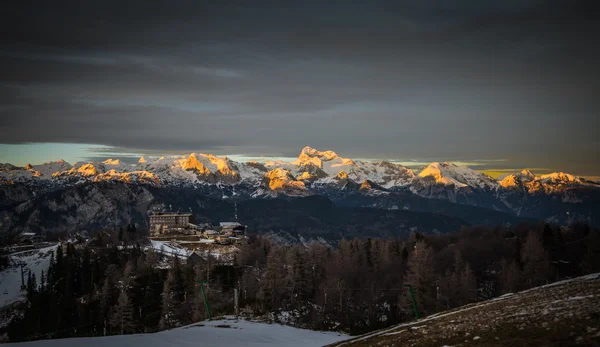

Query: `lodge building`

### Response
(149, 212, 195, 236)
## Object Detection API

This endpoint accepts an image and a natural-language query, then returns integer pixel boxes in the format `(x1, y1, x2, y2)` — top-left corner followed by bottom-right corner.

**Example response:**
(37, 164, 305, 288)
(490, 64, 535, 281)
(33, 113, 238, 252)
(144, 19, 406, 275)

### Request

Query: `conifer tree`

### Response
(289, 247, 310, 306)
(404, 240, 436, 315)
(110, 290, 135, 334)
(81, 246, 91, 293)
(159, 271, 179, 330)
(500, 258, 522, 293)
(521, 231, 551, 287)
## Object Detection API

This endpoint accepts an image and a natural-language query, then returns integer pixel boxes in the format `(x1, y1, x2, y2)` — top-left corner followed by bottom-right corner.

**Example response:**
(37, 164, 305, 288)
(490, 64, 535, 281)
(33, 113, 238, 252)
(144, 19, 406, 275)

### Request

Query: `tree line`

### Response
(5, 222, 600, 341)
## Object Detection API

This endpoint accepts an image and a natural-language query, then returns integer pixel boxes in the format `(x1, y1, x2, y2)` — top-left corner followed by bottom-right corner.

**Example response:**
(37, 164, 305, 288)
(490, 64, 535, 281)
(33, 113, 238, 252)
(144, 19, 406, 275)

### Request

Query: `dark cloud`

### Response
(1, 0, 599, 174)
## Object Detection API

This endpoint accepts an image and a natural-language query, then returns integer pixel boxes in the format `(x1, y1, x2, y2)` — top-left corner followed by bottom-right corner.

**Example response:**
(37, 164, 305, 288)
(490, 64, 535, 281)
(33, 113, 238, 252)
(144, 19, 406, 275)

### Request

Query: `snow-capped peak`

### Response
(263, 168, 306, 193)
(416, 162, 497, 189)
(498, 169, 536, 188)
(299, 146, 341, 162)
(32, 160, 73, 177)
(519, 169, 535, 179)
(77, 163, 99, 177)
(539, 172, 581, 184)
(181, 153, 210, 174)
(102, 158, 121, 165)
(2, 147, 597, 204)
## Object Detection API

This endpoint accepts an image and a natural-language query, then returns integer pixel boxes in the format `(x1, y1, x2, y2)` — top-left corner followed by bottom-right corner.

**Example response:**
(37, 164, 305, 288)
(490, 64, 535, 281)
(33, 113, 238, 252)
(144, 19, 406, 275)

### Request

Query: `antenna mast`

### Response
(234, 201, 238, 222)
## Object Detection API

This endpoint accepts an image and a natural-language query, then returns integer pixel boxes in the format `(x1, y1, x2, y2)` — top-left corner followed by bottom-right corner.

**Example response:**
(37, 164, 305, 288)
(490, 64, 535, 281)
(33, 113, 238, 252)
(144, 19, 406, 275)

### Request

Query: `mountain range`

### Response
(1, 146, 599, 240)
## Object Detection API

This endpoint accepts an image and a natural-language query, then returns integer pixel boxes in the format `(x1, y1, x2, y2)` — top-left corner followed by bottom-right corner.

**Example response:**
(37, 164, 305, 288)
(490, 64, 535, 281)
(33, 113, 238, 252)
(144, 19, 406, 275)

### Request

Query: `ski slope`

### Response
(0, 245, 58, 308)
(5, 317, 348, 347)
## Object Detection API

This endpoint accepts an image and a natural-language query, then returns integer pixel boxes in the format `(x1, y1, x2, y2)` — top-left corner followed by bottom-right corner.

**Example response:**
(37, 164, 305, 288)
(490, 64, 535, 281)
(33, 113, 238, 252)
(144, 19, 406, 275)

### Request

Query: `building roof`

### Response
(220, 222, 242, 227)
(150, 211, 193, 216)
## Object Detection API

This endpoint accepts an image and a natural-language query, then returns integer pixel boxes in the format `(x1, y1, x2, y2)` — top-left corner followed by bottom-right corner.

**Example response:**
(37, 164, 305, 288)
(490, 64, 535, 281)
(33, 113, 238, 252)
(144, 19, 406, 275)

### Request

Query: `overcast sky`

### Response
(1, 1, 599, 174)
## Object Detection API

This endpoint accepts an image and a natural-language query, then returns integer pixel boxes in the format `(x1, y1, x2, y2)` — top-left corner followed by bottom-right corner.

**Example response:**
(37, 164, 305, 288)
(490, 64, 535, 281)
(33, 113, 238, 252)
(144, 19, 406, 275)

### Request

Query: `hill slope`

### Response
(328, 273, 600, 347)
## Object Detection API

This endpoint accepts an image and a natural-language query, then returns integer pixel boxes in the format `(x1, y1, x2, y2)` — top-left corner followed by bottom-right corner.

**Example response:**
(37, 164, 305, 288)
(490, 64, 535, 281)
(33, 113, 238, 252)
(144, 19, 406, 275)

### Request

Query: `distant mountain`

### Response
(1, 146, 599, 233)
(0, 182, 470, 244)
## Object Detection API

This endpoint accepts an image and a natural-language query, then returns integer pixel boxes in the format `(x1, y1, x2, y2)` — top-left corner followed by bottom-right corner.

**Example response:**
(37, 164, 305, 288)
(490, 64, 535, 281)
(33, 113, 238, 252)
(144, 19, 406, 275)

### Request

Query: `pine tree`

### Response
(521, 231, 551, 287)
(26, 271, 35, 300)
(99, 277, 114, 327)
(404, 240, 436, 315)
(123, 260, 137, 290)
(39, 270, 46, 293)
(289, 247, 310, 306)
(146, 248, 159, 268)
(47, 251, 56, 289)
(81, 246, 91, 293)
(261, 246, 284, 310)
(458, 262, 477, 304)
(500, 258, 522, 293)
(159, 271, 179, 330)
(109, 290, 135, 334)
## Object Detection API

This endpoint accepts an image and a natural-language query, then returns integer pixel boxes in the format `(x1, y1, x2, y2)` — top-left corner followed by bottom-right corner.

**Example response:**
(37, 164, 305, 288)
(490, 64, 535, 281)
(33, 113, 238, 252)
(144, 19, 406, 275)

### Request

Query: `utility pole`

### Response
(206, 259, 210, 284)
(404, 284, 420, 319)
(234, 201, 238, 222)
(234, 288, 239, 318)
(20, 264, 26, 290)
(197, 280, 212, 320)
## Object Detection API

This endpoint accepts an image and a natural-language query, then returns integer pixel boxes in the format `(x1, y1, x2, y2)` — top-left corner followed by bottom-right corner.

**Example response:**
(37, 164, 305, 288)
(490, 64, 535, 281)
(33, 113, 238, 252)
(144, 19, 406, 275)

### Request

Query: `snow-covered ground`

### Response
(149, 240, 192, 259)
(0, 245, 57, 308)
(149, 240, 235, 264)
(4, 317, 348, 347)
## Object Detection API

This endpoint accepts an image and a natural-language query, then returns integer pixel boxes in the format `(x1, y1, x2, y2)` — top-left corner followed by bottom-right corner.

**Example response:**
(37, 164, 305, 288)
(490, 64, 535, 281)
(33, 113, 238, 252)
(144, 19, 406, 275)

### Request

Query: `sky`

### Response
(1, 1, 599, 176)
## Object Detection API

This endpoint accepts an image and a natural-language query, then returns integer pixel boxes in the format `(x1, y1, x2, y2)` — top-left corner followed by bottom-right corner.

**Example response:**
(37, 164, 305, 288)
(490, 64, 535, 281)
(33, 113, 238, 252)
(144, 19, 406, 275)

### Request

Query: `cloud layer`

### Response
(1, 1, 599, 174)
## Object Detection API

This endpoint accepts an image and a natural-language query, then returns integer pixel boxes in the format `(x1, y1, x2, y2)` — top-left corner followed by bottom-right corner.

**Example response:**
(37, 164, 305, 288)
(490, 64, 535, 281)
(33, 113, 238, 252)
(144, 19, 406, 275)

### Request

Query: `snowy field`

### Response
(0, 245, 57, 308)
(4, 317, 348, 347)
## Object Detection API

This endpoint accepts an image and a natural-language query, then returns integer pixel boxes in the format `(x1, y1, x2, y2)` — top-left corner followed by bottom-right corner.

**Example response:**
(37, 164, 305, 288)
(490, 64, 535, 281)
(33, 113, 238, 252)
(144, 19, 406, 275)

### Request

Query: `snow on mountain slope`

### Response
(179, 153, 211, 175)
(346, 161, 414, 188)
(177, 153, 239, 178)
(0, 168, 40, 183)
(31, 160, 72, 177)
(539, 172, 582, 184)
(497, 169, 598, 195)
(0, 147, 597, 204)
(4, 317, 348, 347)
(102, 158, 121, 166)
(263, 168, 308, 196)
(415, 162, 498, 190)
(0, 245, 58, 309)
(92, 170, 161, 184)
(498, 169, 535, 188)
(291, 146, 414, 187)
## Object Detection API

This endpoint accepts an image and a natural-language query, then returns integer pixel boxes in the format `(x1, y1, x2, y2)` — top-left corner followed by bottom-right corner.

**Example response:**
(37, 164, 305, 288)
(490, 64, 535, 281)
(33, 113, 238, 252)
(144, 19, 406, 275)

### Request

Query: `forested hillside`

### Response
(4, 223, 599, 342)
